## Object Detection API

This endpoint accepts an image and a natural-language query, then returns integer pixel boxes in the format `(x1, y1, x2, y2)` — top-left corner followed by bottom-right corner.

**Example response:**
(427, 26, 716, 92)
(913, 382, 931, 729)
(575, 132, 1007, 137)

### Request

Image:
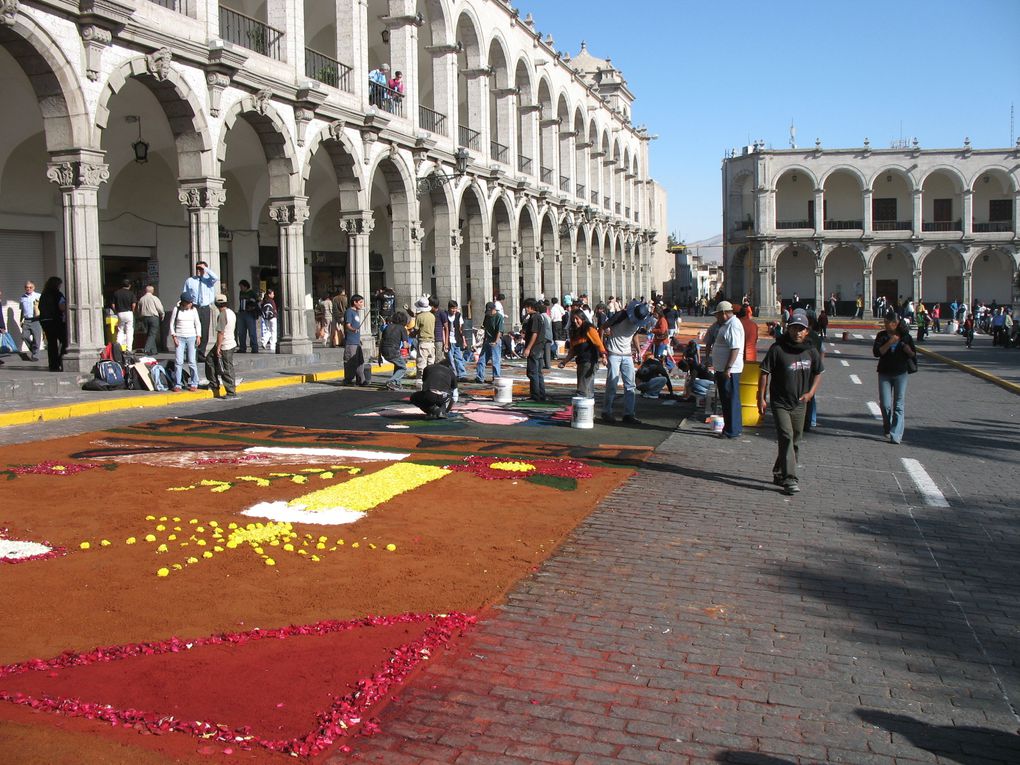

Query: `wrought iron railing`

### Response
(518, 154, 532, 173)
(305, 48, 352, 92)
(369, 80, 404, 116)
(220, 5, 283, 60)
(148, 0, 193, 14)
(576, 183, 586, 199)
(560, 175, 570, 192)
(458, 125, 481, 150)
(776, 220, 811, 229)
(540, 166, 553, 184)
(490, 140, 508, 163)
(872, 220, 912, 231)
(824, 219, 863, 230)
(922, 220, 962, 232)
(973, 220, 1014, 233)
(419, 105, 446, 135)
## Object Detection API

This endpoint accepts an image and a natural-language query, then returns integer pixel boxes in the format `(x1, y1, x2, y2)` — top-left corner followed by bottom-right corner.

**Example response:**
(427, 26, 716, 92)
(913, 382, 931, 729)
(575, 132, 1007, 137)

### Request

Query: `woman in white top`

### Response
(170, 292, 202, 391)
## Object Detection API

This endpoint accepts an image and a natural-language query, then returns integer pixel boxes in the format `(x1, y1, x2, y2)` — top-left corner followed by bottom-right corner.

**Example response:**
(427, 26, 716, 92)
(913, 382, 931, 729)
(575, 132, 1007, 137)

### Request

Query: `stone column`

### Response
(434, 228, 461, 305)
(755, 188, 770, 233)
(962, 189, 974, 237)
(813, 187, 824, 235)
(467, 235, 493, 319)
(269, 198, 313, 355)
(863, 266, 873, 317)
(755, 242, 775, 317)
(912, 267, 923, 303)
(561, 232, 578, 298)
(47, 152, 109, 372)
(494, 89, 517, 167)
(912, 189, 922, 234)
(496, 234, 518, 321)
(1014, 191, 1020, 239)
(863, 188, 873, 234)
(340, 211, 376, 354)
(178, 178, 226, 275)
(815, 265, 824, 308)
(962, 269, 973, 310)
(522, 240, 541, 298)
(400, 220, 426, 311)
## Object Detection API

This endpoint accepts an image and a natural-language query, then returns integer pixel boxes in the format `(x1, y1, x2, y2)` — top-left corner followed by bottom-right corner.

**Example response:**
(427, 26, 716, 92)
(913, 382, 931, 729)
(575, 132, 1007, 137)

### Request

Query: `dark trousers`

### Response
(237, 312, 259, 353)
(344, 344, 367, 384)
(409, 389, 452, 417)
(197, 305, 211, 360)
(575, 357, 597, 398)
(527, 348, 547, 400)
(141, 315, 161, 355)
(22, 319, 41, 357)
(42, 321, 64, 371)
(772, 403, 806, 485)
(205, 348, 236, 396)
(714, 371, 742, 437)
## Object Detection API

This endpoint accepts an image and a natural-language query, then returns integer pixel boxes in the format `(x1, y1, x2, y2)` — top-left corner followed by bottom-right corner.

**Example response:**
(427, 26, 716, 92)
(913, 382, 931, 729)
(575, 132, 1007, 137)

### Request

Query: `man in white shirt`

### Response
(600, 299, 651, 425)
(206, 293, 239, 399)
(708, 300, 745, 438)
(19, 281, 42, 361)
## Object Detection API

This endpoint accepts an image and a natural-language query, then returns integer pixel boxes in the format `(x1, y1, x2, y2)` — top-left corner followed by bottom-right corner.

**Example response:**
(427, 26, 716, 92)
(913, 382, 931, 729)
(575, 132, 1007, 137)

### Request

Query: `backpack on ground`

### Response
(99, 342, 125, 366)
(82, 378, 114, 392)
(93, 360, 125, 388)
(149, 363, 171, 392)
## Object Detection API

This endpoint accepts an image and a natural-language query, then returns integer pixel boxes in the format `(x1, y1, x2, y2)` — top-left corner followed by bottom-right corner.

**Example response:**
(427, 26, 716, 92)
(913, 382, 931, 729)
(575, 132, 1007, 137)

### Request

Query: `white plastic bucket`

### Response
(571, 396, 594, 429)
(493, 377, 513, 404)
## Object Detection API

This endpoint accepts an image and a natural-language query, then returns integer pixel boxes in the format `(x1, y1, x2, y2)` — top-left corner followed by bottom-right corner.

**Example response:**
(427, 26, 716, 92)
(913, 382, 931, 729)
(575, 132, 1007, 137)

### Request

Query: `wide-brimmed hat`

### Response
(713, 300, 734, 314)
(625, 299, 651, 324)
(413, 296, 431, 313)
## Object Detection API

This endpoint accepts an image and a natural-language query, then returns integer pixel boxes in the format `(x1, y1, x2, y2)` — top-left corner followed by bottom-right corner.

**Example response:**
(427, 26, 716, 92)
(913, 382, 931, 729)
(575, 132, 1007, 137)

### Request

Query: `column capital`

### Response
(269, 198, 310, 225)
(47, 151, 109, 190)
(178, 178, 227, 210)
(2, 0, 20, 26)
(339, 211, 374, 236)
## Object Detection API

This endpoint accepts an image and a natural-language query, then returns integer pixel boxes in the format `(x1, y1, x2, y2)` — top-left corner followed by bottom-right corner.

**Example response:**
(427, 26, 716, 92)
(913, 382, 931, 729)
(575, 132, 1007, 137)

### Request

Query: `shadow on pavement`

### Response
(856, 709, 1020, 763)
(714, 753, 796, 765)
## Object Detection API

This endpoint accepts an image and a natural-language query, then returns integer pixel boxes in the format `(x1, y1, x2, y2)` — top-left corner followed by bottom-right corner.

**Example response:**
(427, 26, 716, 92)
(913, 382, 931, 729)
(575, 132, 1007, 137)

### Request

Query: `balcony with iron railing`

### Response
(220, 5, 283, 60)
(973, 219, 1014, 233)
(305, 48, 352, 92)
(872, 220, 912, 231)
(458, 125, 480, 150)
(576, 183, 585, 199)
(147, 0, 193, 14)
(922, 220, 962, 232)
(369, 80, 404, 116)
(823, 219, 863, 230)
(540, 166, 553, 184)
(776, 220, 812, 230)
(559, 175, 570, 193)
(518, 154, 532, 173)
(490, 140, 508, 164)
(419, 105, 446, 136)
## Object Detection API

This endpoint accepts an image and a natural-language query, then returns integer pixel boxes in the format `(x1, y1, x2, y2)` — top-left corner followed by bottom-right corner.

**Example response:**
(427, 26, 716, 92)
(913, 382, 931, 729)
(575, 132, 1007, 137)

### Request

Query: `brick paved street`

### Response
(341, 336, 1020, 765)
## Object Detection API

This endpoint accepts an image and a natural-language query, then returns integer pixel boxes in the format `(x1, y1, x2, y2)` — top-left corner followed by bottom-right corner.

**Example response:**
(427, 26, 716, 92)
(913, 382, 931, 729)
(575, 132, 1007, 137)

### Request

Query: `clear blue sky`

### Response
(514, 0, 1020, 243)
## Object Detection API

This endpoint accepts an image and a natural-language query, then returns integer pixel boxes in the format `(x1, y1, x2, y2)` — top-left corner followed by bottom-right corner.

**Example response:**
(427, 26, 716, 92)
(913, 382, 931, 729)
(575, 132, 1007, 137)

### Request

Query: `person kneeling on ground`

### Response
(635, 355, 674, 399)
(410, 357, 457, 419)
(757, 309, 824, 496)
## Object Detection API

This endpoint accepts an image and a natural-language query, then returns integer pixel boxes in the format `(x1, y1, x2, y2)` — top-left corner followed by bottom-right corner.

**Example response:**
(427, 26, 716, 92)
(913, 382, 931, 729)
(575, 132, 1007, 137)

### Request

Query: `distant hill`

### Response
(686, 234, 723, 264)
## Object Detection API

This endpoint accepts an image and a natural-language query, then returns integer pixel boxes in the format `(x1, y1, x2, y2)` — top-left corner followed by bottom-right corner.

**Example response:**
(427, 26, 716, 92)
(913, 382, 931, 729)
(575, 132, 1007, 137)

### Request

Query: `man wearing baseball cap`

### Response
(756, 309, 824, 495)
(709, 300, 745, 438)
(206, 293, 239, 399)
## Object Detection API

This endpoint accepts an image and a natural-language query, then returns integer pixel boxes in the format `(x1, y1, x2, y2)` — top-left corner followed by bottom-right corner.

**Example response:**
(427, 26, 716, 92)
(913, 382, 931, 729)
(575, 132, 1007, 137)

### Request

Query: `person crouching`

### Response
(410, 357, 457, 419)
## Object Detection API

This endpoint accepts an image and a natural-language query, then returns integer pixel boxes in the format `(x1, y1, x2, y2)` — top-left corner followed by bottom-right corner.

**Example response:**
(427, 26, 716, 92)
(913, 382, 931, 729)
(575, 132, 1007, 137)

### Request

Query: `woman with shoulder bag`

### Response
(873, 310, 917, 445)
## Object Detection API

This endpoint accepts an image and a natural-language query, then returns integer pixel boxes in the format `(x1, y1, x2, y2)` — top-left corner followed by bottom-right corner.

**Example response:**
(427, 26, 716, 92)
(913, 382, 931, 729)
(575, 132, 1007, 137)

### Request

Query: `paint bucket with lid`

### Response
(571, 396, 594, 429)
(493, 377, 513, 404)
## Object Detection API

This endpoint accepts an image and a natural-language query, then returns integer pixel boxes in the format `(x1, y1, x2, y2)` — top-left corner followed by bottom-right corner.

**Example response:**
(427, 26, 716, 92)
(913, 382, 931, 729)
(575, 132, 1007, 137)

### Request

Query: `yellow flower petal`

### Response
(156, 567, 170, 577)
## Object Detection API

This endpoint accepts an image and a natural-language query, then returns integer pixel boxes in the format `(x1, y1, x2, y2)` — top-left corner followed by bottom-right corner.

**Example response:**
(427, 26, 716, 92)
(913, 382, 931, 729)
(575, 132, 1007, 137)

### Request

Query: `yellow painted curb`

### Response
(0, 360, 408, 429)
(916, 347, 1020, 396)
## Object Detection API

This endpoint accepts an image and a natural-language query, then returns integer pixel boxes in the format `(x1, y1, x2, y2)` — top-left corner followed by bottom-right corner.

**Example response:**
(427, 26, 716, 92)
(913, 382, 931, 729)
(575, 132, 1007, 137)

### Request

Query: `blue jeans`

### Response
(526, 349, 546, 399)
(878, 372, 908, 443)
(637, 375, 668, 397)
(174, 335, 197, 387)
(448, 344, 466, 378)
(475, 340, 501, 382)
(714, 371, 743, 437)
(807, 397, 817, 428)
(603, 354, 636, 417)
(237, 312, 258, 352)
(382, 352, 406, 384)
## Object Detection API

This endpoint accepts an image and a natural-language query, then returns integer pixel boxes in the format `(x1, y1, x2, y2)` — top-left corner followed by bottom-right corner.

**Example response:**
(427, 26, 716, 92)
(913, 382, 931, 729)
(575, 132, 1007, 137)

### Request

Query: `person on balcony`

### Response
(388, 71, 405, 104)
(368, 63, 390, 107)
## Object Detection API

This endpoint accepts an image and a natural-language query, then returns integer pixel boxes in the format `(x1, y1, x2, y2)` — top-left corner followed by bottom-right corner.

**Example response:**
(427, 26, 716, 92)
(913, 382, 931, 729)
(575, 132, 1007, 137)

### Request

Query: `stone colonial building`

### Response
(0, 0, 663, 370)
(722, 142, 1020, 316)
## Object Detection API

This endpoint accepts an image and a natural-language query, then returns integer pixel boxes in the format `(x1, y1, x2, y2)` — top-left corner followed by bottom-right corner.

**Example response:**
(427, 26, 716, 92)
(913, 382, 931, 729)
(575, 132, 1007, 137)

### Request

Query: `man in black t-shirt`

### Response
(409, 357, 457, 419)
(111, 279, 136, 351)
(757, 309, 824, 496)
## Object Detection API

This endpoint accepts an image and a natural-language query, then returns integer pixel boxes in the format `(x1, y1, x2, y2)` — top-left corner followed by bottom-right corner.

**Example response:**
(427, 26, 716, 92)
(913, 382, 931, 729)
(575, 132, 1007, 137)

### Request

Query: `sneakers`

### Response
(783, 482, 800, 495)
(224, 393, 241, 400)
(640, 393, 659, 399)
(171, 386, 182, 392)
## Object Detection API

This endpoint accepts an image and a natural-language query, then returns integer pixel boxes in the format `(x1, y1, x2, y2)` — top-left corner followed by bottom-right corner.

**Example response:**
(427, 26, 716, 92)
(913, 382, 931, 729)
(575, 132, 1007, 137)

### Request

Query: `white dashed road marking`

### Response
(849, 374, 862, 385)
(866, 401, 882, 419)
(840, 360, 850, 367)
(833, 348, 841, 354)
(902, 458, 950, 507)
(853, 333, 864, 339)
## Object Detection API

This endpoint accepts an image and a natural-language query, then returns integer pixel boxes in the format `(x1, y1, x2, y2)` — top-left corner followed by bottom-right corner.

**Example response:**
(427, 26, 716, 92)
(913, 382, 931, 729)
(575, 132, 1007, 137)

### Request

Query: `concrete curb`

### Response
(915, 346, 1020, 396)
(0, 361, 406, 429)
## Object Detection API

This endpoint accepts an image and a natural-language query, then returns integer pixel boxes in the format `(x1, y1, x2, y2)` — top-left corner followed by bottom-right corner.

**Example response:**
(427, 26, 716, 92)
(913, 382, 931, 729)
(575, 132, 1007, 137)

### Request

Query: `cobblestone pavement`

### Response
(913, 330, 1020, 387)
(341, 335, 1020, 764)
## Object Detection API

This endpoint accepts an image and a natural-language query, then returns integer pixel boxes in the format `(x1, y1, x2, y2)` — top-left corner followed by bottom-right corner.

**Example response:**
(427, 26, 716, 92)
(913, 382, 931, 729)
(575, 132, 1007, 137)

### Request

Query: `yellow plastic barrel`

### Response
(104, 311, 118, 346)
(739, 361, 762, 427)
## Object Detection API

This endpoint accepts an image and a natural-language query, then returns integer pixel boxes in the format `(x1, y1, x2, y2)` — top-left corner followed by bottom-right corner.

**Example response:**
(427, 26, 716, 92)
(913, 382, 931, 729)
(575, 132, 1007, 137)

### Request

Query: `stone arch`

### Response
(771, 165, 819, 191)
(490, 190, 516, 314)
(0, 13, 92, 152)
(454, 5, 484, 68)
(486, 32, 512, 90)
(818, 164, 867, 188)
(95, 54, 213, 178)
(217, 93, 299, 197)
(921, 246, 965, 306)
(970, 247, 1015, 305)
(300, 123, 365, 210)
(967, 165, 1019, 194)
(518, 200, 541, 298)
(866, 164, 917, 192)
(774, 243, 816, 305)
(417, 0, 454, 46)
(366, 150, 417, 306)
(918, 165, 967, 192)
(870, 244, 916, 305)
(823, 245, 865, 312)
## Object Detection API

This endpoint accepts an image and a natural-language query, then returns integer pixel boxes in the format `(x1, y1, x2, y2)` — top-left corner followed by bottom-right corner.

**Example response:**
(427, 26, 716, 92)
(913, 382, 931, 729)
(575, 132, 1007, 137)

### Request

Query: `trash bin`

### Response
(739, 361, 762, 427)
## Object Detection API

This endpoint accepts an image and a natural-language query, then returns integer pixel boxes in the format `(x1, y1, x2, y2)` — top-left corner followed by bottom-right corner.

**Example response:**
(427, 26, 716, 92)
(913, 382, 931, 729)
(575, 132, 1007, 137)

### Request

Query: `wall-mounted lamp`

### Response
(126, 115, 148, 164)
(454, 147, 470, 175)
(381, 29, 390, 44)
